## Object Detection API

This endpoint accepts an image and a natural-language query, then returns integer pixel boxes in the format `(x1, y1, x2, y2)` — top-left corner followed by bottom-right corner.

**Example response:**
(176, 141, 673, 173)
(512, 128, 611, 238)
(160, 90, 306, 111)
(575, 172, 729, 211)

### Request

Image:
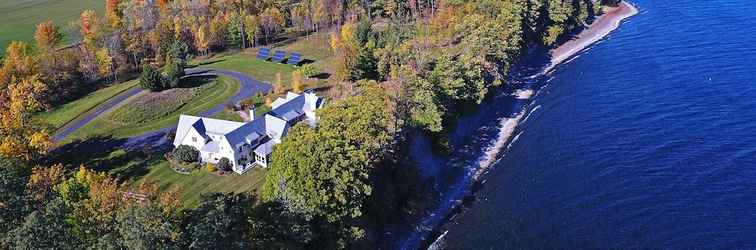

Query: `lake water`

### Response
(430, 0, 756, 249)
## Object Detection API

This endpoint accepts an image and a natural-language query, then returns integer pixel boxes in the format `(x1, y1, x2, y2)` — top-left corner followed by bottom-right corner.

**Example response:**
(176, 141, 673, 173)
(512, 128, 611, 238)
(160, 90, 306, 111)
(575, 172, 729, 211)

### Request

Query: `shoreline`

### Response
(414, 2, 639, 249)
(543, 1, 639, 75)
(470, 2, 639, 183)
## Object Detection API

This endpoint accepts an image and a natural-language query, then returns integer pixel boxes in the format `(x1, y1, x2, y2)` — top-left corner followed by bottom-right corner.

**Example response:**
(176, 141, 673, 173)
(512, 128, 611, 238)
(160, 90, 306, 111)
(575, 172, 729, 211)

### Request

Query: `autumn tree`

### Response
(260, 7, 284, 44)
(291, 70, 304, 93)
(34, 21, 64, 56)
(106, 0, 123, 29)
(194, 23, 210, 56)
(0, 42, 53, 162)
(273, 72, 285, 94)
(263, 82, 392, 246)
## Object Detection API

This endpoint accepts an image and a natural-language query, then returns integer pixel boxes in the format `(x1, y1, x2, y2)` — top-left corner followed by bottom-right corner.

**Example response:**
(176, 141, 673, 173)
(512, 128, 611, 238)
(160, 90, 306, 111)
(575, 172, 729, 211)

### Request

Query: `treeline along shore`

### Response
(1, 0, 635, 249)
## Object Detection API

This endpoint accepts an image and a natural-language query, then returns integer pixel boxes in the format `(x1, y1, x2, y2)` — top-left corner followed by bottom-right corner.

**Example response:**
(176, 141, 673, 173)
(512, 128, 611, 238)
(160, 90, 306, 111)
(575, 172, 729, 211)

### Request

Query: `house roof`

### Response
(174, 115, 245, 147)
(175, 92, 323, 156)
(201, 141, 220, 153)
(254, 140, 274, 155)
(224, 118, 266, 148)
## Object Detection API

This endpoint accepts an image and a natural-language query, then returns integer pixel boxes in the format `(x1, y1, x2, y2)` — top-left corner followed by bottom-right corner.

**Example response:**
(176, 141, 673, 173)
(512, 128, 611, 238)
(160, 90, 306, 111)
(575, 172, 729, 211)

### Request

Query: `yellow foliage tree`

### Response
(194, 23, 210, 56)
(273, 72, 285, 94)
(292, 70, 304, 93)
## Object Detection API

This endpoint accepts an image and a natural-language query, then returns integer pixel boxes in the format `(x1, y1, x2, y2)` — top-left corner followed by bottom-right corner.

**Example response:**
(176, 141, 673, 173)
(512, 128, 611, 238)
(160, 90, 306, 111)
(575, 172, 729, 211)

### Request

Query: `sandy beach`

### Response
(544, 1, 639, 74)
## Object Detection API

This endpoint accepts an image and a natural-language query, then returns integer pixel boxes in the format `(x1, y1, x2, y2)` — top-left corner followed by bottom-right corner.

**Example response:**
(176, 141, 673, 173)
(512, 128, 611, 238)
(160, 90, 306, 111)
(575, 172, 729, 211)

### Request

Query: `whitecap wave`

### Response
(521, 105, 542, 124)
(474, 110, 526, 181)
(513, 89, 534, 99)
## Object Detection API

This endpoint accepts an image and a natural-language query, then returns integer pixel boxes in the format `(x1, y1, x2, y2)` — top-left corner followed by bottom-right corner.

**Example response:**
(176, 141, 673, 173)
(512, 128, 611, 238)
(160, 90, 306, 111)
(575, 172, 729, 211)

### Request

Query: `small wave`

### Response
(507, 131, 524, 152)
(474, 110, 526, 181)
(428, 231, 449, 250)
(521, 105, 542, 124)
(513, 89, 535, 99)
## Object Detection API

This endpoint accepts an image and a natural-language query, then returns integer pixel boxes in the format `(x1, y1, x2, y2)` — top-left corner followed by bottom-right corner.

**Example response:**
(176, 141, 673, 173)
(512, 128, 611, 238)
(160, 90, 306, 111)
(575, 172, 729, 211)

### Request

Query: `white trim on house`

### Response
(173, 91, 324, 174)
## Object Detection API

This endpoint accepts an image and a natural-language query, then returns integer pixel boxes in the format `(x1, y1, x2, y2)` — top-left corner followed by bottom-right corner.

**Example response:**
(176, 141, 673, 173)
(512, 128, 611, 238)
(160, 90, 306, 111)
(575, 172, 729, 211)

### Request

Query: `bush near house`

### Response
(217, 158, 232, 172)
(173, 145, 199, 163)
(205, 163, 217, 172)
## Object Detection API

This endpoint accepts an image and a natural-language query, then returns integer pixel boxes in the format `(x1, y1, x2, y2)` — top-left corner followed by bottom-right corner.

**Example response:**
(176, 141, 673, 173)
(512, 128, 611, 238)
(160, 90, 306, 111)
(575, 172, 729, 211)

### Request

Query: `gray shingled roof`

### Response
(254, 140, 274, 155)
(175, 92, 323, 159)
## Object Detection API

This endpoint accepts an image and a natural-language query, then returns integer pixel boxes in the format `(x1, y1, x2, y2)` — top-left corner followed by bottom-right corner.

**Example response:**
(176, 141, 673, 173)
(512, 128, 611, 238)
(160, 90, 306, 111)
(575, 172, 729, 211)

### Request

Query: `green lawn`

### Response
(211, 110, 244, 122)
(36, 80, 139, 129)
(137, 161, 267, 208)
(273, 33, 337, 74)
(0, 0, 104, 53)
(66, 75, 239, 140)
(54, 142, 266, 208)
(195, 53, 298, 84)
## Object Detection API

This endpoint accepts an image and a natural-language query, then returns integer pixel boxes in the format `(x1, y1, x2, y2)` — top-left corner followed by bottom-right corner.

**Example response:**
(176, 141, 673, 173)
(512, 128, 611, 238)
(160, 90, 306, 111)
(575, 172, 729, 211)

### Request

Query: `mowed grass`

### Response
(0, 0, 104, 53)
(66, 76, 239, 140)
(54, 142, 266, 208)
(36, 80, 139, 129)
(195, 53, 298, 84)
(137, 161, 267, 208)
(273, 32, 337, 74)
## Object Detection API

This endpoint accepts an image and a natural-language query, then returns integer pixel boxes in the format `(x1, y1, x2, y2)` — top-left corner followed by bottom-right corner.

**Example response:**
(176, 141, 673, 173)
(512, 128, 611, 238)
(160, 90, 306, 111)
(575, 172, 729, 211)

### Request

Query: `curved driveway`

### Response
(52, 68, 271, 150)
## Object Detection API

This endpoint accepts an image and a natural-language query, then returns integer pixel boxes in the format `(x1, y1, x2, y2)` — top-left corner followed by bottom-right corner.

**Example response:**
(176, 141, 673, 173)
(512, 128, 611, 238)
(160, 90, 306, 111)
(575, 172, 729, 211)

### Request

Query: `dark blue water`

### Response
(437, 1, 756, 249)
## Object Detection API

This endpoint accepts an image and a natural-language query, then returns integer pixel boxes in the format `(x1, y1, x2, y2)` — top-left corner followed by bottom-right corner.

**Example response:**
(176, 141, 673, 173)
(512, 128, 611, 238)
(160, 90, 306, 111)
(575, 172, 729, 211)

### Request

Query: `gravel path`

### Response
(52, 68, 271, 151)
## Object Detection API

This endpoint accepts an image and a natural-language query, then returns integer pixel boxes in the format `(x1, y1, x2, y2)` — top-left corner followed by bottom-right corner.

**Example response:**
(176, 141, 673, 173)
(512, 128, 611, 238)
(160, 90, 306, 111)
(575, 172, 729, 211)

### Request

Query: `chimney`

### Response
(249, 105, 255, 121)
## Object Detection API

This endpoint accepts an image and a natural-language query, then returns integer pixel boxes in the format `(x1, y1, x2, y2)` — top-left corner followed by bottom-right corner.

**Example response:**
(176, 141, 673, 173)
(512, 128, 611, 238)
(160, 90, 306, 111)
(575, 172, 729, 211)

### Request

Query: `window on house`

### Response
(192, 137, 197, 142)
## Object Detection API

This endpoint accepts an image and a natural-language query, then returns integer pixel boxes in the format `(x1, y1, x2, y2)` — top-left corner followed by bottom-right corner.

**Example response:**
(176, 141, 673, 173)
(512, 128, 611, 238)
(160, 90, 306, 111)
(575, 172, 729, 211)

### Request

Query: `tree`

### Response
(194, 23, 210, 56)
(95, 48, 115, 82)
(162, 56, 185, 89)
(0, 158, 29, 238)
(34, 21, 64, 55)
(105, 0, 123, 28)
(139, 64, 163, 91)
(244, 14, 260, 47)
(263, 83, 392, 245)
(80, 10, 101, 49)
(26, 164, 65, 208)
(114, 202, 183, 249)
(172, 145, 198, 163)
(0, 42, 53, 162)
(260, 7, 284, 44)
(291, 70, 304, 93)
(9, 198, 80, 249)
(186, 193, 255, 249)
(273, 72, 285, 94)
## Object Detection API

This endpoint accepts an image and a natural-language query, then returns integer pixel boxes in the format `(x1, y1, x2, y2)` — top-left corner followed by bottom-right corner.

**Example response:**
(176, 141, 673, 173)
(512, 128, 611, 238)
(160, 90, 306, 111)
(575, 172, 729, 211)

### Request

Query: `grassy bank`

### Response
(66, 76, 239, 140)
(36, 80, 139, 129)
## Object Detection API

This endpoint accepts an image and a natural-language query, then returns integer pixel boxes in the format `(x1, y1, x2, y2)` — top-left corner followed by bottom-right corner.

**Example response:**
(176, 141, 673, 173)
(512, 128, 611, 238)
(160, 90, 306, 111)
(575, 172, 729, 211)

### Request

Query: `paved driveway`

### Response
(52, 69, 271, 151)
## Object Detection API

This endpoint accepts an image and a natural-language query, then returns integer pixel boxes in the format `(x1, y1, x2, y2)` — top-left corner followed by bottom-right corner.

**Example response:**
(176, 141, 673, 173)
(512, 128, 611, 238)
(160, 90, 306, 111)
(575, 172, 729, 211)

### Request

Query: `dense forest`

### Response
(0, 0, 613, 248)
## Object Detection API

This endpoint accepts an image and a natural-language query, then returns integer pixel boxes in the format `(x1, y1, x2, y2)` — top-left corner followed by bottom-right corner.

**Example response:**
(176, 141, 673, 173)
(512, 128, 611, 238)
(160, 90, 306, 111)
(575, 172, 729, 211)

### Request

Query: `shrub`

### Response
(139, 64, 163, 91)
(296, 64, 318, 79)
(162, 58, 185, 89)
(217, 158, 232, 172)
(173, 145, 199, 163)
(205, 163, 217, 172)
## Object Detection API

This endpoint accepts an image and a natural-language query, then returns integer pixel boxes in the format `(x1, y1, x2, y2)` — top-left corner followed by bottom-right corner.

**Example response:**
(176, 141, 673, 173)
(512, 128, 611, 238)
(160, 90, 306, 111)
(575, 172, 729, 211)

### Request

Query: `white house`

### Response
(173, 91, 324, 174)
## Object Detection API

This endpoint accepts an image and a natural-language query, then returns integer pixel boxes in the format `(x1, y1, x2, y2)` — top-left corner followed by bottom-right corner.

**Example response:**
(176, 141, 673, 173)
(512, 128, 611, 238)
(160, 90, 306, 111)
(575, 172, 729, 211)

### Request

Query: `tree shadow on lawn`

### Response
(188, 58, 227, 68)
(176, 75, 218, 89)
(49, 135, 170, 182)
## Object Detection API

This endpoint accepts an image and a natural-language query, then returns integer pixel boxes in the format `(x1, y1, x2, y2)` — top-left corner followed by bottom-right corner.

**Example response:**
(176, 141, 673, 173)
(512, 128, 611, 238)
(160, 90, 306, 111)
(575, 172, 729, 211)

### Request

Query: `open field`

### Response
(0, 0, 103, 53)
(66, 76, 239, 140)
(36, 80, 139, 129)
